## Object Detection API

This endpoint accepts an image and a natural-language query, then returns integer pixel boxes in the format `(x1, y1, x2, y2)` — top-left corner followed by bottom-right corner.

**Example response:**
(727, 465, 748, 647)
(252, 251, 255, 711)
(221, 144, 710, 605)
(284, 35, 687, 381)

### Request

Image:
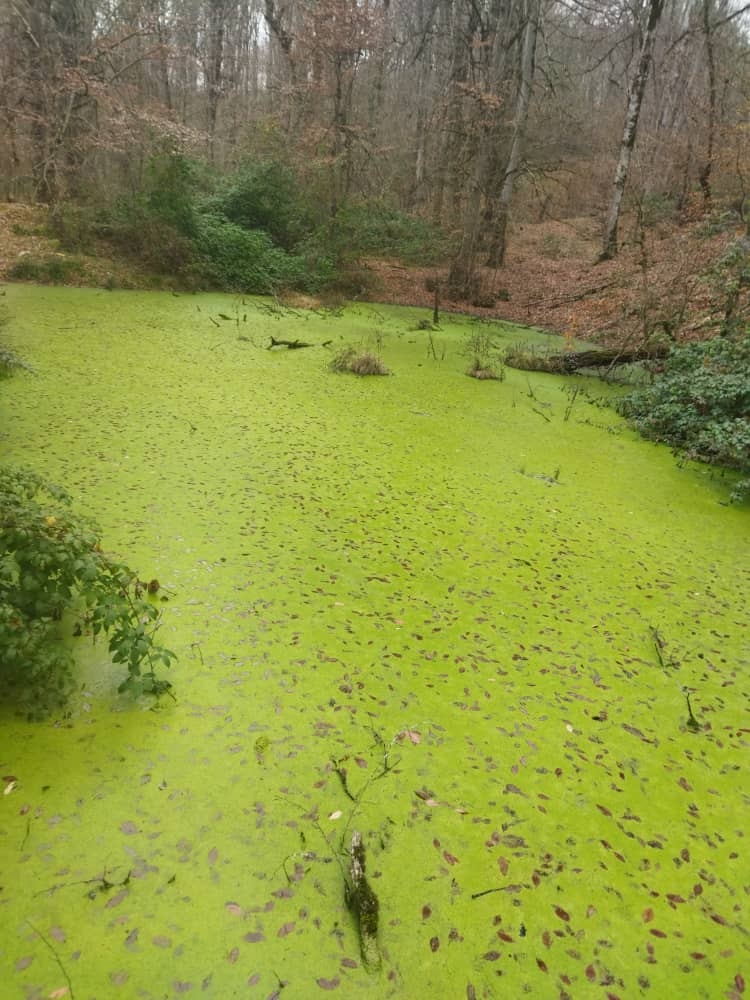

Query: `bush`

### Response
(195, 214, 307, 293)
(7, 254, 86, 284)
(328, 201, 446, 264)
(145, 152, 199, 237)
(0, 468, 175, 715)
(329, 347, 390, 376)
(617, 333, 750, 500)
(207, 161, 315, 251)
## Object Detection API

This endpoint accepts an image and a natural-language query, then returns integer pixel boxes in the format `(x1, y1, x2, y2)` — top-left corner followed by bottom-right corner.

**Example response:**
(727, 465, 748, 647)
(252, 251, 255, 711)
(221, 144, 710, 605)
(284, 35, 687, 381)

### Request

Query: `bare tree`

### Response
(600, 0, 666, 260)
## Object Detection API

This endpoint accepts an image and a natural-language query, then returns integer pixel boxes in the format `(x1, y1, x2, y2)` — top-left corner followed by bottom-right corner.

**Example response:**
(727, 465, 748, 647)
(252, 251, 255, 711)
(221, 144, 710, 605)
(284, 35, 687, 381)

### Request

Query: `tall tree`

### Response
(600, 0, 666, 260)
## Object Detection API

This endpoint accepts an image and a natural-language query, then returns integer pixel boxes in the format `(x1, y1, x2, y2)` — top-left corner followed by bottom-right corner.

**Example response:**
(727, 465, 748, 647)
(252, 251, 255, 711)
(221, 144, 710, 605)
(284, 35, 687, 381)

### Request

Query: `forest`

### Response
(0, 1, 749, 999)
(2, 0, 750, 279)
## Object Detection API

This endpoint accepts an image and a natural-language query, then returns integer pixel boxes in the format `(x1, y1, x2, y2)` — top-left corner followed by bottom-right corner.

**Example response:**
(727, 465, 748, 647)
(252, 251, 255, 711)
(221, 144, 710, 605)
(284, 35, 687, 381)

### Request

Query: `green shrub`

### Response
(617, 333, 750, 500)
(7, 255, 86, 283)
(145, 152, 200, 237)
(328, 201, 446, 263)
(0, 468, 175, 715)
(207, 161, 315, 251)
(195, 214, 307, 293)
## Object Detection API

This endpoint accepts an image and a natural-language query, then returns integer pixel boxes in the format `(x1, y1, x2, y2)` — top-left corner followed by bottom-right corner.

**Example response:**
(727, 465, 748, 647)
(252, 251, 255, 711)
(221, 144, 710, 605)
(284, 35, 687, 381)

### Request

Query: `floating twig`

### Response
(27, 919, 74, 998)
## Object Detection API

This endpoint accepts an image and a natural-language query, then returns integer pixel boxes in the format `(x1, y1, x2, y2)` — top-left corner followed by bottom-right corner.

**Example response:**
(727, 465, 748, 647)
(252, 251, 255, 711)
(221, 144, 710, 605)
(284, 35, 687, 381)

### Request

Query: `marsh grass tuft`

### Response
(463, 328, 505, 381)
(329, 347, 390, 376)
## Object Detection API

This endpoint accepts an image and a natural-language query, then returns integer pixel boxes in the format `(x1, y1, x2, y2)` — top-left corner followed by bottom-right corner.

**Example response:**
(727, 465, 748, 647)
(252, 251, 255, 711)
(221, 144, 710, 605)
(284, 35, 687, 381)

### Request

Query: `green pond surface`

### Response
(0, 285, 747, 1000)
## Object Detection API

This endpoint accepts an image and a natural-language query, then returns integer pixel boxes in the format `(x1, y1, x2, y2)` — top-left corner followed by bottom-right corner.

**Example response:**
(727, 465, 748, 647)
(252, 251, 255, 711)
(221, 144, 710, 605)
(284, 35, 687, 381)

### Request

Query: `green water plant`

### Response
(0, 467, 175, 715)
(463, 328, 505, 381)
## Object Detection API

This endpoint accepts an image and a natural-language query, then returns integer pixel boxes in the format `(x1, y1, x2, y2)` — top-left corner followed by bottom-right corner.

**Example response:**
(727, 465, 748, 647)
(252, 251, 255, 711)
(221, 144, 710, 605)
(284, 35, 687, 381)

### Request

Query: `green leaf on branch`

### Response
(0, 466, 176, 715)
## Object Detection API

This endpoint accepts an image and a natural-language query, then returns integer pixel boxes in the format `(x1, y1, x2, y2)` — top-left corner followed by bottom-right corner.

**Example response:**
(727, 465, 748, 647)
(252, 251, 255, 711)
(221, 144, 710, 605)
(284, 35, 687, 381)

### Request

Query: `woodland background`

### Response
(0, 0, 749, 338)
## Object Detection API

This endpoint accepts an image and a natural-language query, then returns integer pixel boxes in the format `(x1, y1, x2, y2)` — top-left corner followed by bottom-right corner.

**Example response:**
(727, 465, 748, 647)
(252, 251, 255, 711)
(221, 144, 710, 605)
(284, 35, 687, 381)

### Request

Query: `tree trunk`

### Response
(600, 0, 666, 261)
(506, 345, 669, 374)
(485, 0, 539, 269)
(698, 0, 716, 207)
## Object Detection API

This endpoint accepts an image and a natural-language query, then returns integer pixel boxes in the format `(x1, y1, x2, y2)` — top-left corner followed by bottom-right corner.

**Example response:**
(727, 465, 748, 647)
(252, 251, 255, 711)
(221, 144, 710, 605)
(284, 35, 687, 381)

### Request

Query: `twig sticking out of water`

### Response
(650, 625, 670, 670)
(27, 919, 74, 998)
(685, 691, 701, 733)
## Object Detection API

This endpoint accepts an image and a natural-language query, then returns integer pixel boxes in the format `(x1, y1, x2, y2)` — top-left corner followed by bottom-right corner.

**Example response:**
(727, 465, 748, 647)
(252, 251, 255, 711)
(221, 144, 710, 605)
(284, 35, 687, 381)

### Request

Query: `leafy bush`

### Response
(0, 468, 175, 715)
(710, 236, 750, 335)
(7, 254, 86, 283)
(328, 201, 446, 263)
(207, 161, 315, 250)
(145, 152, 199, 237)
(195, 215, 307, 293)
(617, 334, 750, 500)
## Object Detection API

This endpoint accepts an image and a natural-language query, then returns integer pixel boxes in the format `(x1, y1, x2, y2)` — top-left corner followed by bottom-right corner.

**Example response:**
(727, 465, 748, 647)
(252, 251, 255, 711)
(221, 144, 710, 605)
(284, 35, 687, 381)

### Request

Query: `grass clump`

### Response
(329, 347, 390, 376)
(464, 328, 505, 381)
(7, 254, 86, 284)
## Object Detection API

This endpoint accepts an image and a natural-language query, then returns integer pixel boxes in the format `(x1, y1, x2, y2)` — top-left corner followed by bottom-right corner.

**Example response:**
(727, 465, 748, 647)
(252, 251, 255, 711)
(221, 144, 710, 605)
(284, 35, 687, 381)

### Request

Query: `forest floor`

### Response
(0, 200, 744, 344)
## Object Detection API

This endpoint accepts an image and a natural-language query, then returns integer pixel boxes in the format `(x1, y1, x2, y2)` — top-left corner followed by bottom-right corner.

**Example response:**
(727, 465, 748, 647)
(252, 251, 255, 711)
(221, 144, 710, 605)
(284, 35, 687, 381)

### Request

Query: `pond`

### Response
(0, 285, 747, 999)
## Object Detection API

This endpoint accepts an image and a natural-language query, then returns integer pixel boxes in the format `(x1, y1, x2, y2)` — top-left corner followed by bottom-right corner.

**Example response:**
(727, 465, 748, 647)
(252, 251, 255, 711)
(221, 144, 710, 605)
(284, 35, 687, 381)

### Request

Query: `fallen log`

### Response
(505, 345, 669, 374)
(268, 336, 314, 350)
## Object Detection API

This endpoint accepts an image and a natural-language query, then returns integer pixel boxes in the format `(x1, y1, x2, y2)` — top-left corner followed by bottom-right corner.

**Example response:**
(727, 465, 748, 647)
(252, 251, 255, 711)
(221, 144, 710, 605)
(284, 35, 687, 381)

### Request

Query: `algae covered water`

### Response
(0, 285, 747, 999)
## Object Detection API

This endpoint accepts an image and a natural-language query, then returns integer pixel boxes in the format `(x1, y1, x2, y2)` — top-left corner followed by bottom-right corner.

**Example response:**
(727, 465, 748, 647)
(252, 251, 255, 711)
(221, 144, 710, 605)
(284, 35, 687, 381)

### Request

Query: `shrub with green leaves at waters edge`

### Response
(618, 332, 750, 500)
(0, 467, 174, 716)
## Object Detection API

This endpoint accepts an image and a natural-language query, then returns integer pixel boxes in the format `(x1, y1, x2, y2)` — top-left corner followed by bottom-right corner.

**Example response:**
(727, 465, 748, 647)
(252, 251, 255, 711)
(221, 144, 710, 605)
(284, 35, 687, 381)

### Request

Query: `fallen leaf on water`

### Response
(48, 988, 69, 999)
(225, 902, 243, 916)
(316, 977, 340, 990)
(4, 779, 17, 795)
(105, 890, 128, 909)
(328, 810, 343, 820)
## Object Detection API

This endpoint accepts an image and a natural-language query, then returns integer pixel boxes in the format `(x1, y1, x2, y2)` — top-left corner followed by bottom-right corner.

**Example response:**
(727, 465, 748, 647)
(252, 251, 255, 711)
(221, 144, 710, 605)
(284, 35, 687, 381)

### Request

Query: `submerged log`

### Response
(268, 336, 314, 350)
(347, 831, 381, 972)
(505, 345, 668, 374)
